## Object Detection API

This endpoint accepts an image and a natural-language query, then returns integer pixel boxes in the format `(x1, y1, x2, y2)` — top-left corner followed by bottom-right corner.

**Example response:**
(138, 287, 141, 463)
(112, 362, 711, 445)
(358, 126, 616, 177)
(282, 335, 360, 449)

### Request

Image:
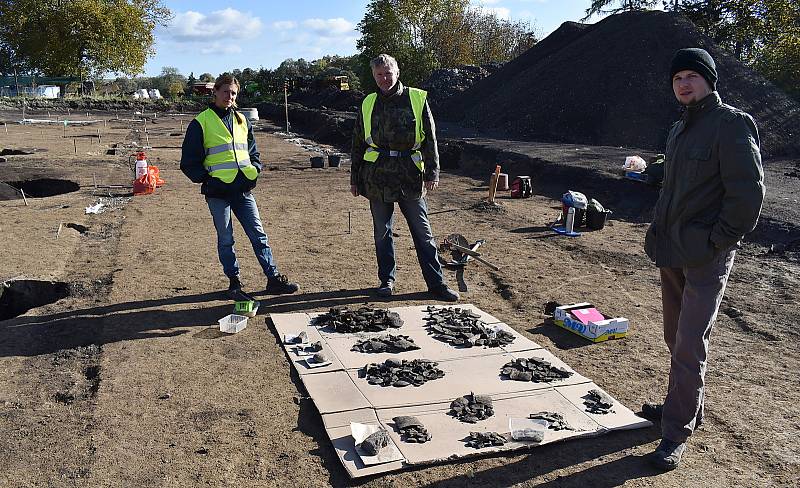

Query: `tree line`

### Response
(107, 55, 364, 101)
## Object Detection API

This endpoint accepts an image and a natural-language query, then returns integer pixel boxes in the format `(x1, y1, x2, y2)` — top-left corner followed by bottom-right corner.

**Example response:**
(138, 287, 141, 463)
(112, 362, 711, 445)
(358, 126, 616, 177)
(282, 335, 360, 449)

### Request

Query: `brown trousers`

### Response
(659, 247, 736, 443)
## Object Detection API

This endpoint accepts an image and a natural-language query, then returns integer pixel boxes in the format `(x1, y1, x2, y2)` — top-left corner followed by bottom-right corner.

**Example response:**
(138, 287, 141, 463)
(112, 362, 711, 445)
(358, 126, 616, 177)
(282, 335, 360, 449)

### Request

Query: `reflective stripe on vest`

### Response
(195, 108, 258, 184)
(361, 87, 427, 173)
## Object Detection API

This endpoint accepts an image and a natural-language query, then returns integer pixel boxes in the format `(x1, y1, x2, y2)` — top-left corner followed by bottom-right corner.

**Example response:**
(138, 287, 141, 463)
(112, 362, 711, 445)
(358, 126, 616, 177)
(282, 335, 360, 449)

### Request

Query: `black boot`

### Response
(227, 276, 255, 301)
(228, 276, 242, 293)
(266, 273, 299, 295)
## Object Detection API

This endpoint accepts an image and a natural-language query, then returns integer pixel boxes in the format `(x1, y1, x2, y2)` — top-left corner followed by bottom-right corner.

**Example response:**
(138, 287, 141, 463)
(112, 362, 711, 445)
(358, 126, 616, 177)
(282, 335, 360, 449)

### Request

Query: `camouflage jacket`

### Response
(350, 82, 440, 202)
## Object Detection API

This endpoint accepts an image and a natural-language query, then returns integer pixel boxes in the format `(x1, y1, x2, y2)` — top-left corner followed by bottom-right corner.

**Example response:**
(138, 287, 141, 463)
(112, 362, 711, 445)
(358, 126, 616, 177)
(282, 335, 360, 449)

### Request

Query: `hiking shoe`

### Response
(640, 402, 703, 430)
(640, 402, 664, 421)
(649, 438, 687, 471)
(227, 276, 253, 301)
(228, 276, 242, 292)
(377, 281, 395, 297)
(266, 273, 299, 295)
(430, 284, 459, 302)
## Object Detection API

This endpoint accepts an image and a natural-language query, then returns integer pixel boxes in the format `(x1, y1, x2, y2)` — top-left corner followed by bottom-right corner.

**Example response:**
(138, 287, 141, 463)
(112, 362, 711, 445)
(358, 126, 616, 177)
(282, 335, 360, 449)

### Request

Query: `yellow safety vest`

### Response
(361, 87, 427, 173)
(195, 108, 258, 184)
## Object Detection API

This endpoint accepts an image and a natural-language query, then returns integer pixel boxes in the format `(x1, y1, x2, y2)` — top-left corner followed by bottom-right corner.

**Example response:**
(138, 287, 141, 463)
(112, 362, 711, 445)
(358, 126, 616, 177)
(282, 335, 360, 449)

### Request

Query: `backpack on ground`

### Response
(510, 176, 532, 198)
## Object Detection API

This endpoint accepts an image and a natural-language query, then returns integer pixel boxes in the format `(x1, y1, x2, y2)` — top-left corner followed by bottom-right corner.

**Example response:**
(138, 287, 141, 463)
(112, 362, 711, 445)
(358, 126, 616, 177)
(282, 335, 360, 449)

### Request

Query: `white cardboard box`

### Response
(553, 303, 628, 342)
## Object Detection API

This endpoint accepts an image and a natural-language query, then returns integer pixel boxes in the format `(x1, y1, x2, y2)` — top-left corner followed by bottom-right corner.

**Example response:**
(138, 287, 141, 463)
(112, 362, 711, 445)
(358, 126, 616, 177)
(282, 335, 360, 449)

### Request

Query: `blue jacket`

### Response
(180, 104, 262, 199)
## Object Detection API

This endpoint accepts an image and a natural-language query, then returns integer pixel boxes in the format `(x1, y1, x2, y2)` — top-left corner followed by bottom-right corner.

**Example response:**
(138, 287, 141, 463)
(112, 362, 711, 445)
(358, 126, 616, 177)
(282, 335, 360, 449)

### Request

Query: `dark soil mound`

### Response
(288, 87, 365, 112)
(421, 63, 503, 110)
(441, 11, 800, 157)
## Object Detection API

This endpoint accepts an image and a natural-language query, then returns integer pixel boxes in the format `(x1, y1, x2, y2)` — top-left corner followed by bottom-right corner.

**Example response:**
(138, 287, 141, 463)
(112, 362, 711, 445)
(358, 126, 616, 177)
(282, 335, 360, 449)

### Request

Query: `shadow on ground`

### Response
(0, 288, 439, 357)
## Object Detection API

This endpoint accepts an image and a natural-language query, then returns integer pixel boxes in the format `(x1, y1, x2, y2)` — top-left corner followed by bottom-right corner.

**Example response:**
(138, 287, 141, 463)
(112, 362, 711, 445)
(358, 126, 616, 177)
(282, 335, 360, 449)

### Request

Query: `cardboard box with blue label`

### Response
(553, 302, 628, 342)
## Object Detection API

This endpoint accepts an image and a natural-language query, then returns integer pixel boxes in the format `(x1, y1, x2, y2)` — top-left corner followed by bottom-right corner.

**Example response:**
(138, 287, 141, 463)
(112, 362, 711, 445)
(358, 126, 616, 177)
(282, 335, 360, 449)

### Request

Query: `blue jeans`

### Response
(369, 197, 444, 289)
(206, 192, 278, 279)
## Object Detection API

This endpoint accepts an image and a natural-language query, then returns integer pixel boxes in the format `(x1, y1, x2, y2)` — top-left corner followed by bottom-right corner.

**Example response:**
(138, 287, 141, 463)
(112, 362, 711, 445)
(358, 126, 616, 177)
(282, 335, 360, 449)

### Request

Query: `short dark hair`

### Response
(370, 54, 399, 73)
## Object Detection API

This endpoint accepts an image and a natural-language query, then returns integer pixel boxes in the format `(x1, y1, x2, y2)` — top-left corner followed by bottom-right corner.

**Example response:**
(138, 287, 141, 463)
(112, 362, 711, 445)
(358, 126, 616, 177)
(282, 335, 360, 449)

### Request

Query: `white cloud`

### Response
(301, 18, 355, 36)
(477, 6, 512, 19)
(472, 0, 502, 5)
(163, 9, 263, 42)
(272, 20, 297, 30)
(268, 17, 358, 58)
(199, 43, 243, 55)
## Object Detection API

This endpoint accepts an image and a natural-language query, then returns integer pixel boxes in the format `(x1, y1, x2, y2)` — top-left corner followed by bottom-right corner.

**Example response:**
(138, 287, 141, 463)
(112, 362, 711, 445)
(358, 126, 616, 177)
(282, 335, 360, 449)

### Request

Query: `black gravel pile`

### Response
(289, 87, 365, 112)
(425, 306, 515, 348)
(351, 334, 420, 353)
(501, 357, 573, 382)
(465, 431, 507, 449)
(420, 63, 502, 110)
(583, 389, 615, 414)
(392, 416, 431, 443)
(441, 11, 800, 157)
(450, 393, 494, 423)
(362, 358, 445, 387)
(314, 306, 403, 333)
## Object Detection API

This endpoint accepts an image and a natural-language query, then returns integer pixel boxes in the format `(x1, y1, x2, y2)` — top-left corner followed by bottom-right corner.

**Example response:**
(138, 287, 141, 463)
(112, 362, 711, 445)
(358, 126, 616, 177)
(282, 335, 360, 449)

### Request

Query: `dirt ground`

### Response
(0, 106, 798, 488)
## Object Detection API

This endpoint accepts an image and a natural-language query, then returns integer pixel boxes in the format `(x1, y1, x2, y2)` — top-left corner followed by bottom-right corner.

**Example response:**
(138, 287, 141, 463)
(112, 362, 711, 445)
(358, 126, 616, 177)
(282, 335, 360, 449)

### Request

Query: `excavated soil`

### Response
(0, 103, 798, 488)
(441, 11, 800, 157)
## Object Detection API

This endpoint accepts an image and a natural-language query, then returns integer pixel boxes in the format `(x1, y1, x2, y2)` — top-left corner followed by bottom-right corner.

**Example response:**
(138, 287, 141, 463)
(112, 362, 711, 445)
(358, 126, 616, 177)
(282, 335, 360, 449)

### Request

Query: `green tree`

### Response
(357, 0, 535, 87)
(679, 0, 800, 98)
(114, 76, 137, 94)
(199, 72, 215, 82)
(157, 66, 186, 99)
(167, 80, 185, 99)
(582, 0, 660, 20)
(186, 71, 196, 96)
(0, 0, 171, 77)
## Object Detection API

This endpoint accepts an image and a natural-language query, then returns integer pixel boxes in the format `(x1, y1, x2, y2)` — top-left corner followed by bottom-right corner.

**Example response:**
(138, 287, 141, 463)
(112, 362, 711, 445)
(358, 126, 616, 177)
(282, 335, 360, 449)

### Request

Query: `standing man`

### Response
(181, 74, 299, 300)
(643, 48, 765, 470)
(351, 54, 459, 302)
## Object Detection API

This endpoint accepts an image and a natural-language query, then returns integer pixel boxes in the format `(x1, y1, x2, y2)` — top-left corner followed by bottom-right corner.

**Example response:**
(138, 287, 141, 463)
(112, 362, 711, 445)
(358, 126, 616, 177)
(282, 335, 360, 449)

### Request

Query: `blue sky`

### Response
(145, 1, 609, 77)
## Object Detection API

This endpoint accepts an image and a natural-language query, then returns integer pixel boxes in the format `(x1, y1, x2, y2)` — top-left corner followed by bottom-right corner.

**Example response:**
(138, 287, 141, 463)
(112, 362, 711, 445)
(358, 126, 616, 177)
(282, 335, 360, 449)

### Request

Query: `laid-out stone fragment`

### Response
(450, 393, 494, 423)
(501, 357, 573, 383)
(529, 411, 573, 431)
(314, 306, 403, 333)
(424, 306, 515, 348)
(289, 331, 308, 344)
(362, 358, 445, 387)
(465, 431, 507, 449)
(583, 389, 615, 414)
(351, 334, 420, 353)
(392, 416, 432, 443)
(360, 429, 390, 456)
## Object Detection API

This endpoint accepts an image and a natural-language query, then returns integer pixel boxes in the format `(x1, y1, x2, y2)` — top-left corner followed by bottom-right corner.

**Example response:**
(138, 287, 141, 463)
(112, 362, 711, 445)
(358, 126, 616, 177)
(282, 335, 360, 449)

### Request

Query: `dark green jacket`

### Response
(351, 82, 440, 202)
(645, 92, 765, 268)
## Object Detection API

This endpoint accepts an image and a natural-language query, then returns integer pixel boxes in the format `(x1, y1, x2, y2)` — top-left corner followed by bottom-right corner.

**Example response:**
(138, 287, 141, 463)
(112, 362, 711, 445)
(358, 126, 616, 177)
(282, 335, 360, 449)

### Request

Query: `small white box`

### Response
(553, 303, 628, 342)
(219, 314, 248, 334)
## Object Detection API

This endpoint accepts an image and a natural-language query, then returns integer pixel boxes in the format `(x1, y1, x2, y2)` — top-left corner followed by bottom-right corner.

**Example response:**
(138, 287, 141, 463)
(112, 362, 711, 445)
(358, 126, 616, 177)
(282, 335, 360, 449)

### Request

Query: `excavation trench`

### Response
(7, 178, 80, 198)
(0, 279, 70, 321)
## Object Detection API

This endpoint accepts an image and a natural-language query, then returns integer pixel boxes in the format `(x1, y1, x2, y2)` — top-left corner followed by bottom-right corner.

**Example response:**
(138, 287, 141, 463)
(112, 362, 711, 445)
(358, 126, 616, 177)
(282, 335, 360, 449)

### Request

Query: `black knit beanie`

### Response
(670, 48, 717, 90)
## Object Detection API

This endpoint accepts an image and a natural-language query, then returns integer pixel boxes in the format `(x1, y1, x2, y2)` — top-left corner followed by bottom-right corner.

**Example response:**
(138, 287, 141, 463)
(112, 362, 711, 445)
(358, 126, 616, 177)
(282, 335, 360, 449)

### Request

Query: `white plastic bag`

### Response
(623, 155, 647, 172)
